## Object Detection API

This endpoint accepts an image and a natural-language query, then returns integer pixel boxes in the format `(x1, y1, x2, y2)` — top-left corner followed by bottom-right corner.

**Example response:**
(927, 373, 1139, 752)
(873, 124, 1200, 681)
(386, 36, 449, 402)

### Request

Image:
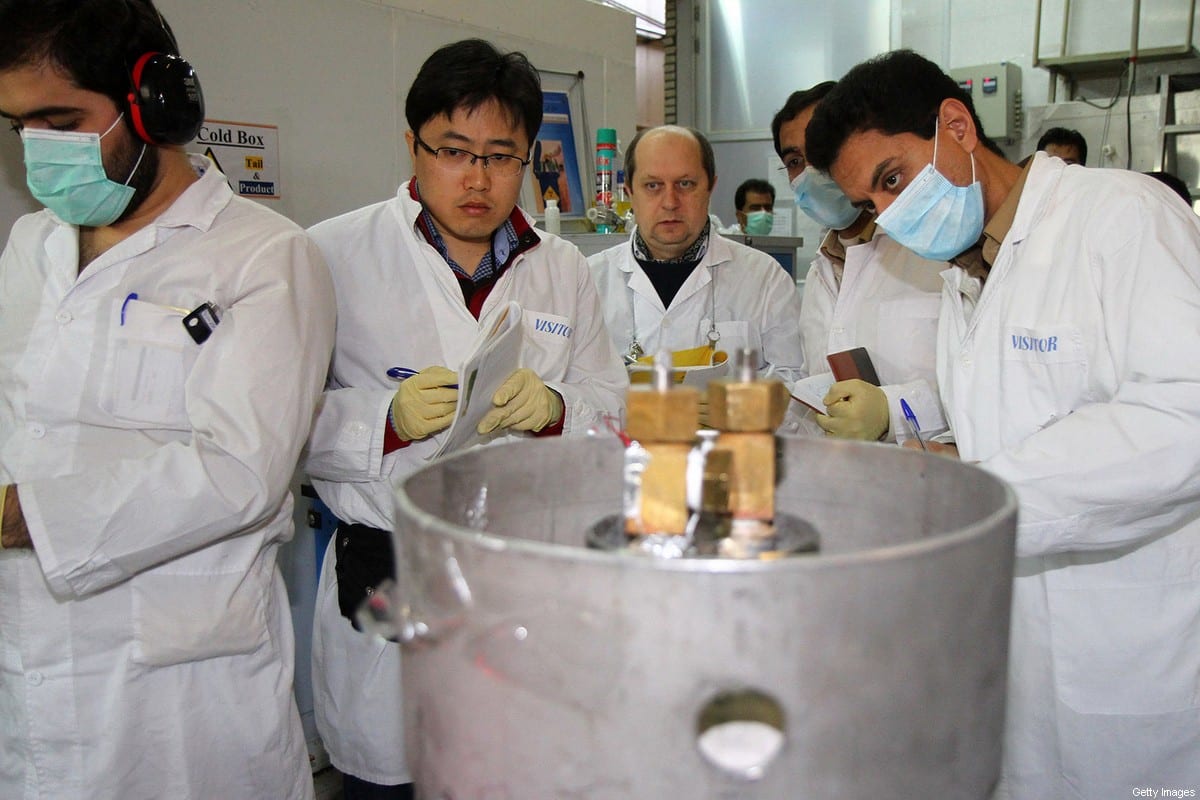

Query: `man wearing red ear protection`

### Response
(0, 1, 334, 798)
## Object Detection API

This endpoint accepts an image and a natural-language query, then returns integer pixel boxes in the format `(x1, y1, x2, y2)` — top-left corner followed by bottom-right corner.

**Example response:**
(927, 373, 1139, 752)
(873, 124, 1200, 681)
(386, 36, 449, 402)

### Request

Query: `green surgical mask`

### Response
(21, 114, 144, 227)
(744, 209, 774, 235)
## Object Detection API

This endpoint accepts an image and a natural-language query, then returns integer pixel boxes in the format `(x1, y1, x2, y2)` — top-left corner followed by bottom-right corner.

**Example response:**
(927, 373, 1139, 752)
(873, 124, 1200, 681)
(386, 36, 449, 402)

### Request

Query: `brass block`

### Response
(702, 448, 733, 513)
(627, 386, 700, 443)
(708, 379, 789, 432)
(719, 432, 777, 520)
(626, 443, 691, 535)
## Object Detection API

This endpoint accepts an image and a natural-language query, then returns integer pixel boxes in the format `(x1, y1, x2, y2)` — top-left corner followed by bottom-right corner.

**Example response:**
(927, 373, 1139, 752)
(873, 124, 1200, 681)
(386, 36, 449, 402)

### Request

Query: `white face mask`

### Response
(874, 121, 984, 262)
(790, 167, 860, 230)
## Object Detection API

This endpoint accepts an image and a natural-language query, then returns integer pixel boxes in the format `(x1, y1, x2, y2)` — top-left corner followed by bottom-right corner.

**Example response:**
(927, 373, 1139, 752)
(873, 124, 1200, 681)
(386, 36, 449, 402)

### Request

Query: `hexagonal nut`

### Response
(708, 379, 789, 432)
(626, 386, 700, 442)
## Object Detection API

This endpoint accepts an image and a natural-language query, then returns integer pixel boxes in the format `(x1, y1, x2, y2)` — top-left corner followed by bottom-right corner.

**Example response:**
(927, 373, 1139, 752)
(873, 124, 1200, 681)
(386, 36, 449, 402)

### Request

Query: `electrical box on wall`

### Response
(948, 62, 1023, 145)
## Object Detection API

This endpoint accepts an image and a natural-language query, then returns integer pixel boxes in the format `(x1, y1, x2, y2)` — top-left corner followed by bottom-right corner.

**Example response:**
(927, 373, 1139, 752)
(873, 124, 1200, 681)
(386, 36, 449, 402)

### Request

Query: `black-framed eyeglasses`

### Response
(413, 133, 530, 177)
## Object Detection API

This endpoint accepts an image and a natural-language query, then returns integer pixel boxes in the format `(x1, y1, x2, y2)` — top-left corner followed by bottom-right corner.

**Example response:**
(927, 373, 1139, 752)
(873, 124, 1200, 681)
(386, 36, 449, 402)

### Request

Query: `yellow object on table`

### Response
(628, 344, 727, 385)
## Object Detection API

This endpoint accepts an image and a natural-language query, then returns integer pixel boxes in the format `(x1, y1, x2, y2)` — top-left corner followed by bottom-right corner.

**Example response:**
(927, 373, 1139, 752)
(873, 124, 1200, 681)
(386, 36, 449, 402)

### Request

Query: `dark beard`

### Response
(107, 126, 161, 223)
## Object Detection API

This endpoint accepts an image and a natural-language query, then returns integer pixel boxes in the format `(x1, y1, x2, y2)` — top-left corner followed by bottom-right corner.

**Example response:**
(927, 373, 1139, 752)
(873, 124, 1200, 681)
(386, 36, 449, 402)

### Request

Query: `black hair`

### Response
(405, 39, 543, 148)
(0, 0, 179, 111)
(625, 125, 716, 188)
(770, 81, 836, 157)
(1144, 170, 1193, 207)
(735, 178, 775, 210)
(807, 49, 1005, 174)
(1037, 127, 1088, 165)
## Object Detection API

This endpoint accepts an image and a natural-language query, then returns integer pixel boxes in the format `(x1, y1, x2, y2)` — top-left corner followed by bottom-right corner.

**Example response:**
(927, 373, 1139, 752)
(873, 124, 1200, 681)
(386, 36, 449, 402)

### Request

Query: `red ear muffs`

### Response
(127, 51, 205, 145)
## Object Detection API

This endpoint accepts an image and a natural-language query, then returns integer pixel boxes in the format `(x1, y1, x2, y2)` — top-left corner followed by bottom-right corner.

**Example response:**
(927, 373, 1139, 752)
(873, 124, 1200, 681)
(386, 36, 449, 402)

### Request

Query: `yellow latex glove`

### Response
(389, 366, 459, 441)
(477, 368, 564, 434)
(815, 379, 889, 440)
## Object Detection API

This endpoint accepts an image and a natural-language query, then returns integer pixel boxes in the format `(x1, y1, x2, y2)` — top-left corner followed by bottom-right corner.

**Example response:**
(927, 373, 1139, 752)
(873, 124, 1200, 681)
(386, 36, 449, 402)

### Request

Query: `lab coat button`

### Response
(28, 423, 45, 439)
(27, 671, 43, 686)
(56, 310, 72, 324)
(350, 422, 368, 438)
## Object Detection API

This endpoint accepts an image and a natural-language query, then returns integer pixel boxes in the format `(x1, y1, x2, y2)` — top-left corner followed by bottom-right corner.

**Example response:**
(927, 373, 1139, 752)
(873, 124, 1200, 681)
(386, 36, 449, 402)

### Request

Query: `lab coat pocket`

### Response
(131, 568, 270, 666)
(878, 296, 940, 380)
(1048, 577, 1200, 714)
(1000, 325, 1087, 431)
(99, 298, 197, 430)
(522, 310, 574, 377)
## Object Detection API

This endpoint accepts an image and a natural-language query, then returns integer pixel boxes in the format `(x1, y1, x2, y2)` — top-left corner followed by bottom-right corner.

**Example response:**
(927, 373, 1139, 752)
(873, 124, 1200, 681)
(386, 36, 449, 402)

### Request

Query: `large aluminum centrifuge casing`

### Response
(389, 436, 1017, 799)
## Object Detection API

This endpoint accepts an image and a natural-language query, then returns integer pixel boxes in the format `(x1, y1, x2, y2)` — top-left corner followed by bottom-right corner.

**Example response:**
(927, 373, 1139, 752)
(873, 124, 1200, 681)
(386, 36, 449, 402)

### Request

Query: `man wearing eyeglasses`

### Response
(772, 82, 948, 444)
(302, 38, 626, 799)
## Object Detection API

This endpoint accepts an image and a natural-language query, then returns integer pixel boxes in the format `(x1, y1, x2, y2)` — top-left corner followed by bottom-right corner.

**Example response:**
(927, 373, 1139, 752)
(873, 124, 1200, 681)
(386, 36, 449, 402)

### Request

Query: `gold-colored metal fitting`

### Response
(707, 379, 789, 433)
(626, 386, 701, 443)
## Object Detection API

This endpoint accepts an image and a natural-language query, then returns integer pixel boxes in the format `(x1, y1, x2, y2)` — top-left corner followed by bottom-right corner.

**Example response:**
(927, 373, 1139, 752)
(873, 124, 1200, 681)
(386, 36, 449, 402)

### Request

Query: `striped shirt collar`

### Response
(409, 178, 525, 284)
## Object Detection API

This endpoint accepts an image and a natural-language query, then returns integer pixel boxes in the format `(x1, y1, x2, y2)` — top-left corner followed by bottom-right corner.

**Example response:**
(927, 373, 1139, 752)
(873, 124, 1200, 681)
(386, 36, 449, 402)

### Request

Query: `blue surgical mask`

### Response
(874, 123, 984, 262)
(791, 166, 860, 230)
(744, 209, 774, 235)
(21, 113, 145, 227)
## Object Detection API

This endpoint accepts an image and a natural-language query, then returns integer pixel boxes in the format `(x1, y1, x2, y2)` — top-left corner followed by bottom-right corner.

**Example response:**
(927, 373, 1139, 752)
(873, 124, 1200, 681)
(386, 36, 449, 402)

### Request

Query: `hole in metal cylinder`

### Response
(696, 689, 786, 781)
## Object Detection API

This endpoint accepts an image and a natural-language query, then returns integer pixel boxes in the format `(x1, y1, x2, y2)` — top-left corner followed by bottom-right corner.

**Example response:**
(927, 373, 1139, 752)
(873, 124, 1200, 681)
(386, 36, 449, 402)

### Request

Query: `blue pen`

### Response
(120, 292, 138, 325)
(899, 398, 927, 451)
(386, 366, 457, 389)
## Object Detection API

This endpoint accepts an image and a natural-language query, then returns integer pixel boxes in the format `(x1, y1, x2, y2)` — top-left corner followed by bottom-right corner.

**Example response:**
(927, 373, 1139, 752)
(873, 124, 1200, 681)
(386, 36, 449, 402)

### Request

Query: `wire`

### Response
(1080, 59, 1132, 167)
(1078, 60, 1130, 111)
(1126, 64, 1134, 170)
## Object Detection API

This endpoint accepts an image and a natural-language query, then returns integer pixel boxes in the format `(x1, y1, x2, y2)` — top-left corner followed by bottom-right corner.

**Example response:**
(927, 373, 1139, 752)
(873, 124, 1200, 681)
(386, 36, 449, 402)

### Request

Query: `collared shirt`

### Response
(416, 202, 520, 285)
(631, 220, 711, 307)
(818, 219, 877, 288)
(407, 179, 533, 303)
(951, 158, 1033, 281)
(632, 219, 712, 264)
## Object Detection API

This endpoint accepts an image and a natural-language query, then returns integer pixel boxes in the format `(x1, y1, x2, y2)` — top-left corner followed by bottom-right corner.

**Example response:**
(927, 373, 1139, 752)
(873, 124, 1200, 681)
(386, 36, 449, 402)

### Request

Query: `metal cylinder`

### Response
(389, 436, 1017, 799)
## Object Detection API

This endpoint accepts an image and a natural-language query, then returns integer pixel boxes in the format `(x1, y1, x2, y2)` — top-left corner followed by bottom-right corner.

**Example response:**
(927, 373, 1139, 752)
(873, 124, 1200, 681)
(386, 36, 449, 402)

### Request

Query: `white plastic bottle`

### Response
(543, 197, 561, 235)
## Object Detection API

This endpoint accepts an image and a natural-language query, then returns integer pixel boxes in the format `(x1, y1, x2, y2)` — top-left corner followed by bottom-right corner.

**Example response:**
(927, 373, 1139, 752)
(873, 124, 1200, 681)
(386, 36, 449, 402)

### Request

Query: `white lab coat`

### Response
(587, 228, 805, 382)
(304, 181, 627, 784)
(799, 227, 947, 442)
(0, 157, 335, 800)
(938, 153, 1200, 798)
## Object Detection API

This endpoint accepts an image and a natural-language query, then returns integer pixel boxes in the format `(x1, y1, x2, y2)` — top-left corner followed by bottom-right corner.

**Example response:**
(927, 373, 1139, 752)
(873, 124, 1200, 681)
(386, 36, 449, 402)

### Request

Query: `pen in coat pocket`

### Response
(386, 366, 458, 389)
(899, 398, 927, 452)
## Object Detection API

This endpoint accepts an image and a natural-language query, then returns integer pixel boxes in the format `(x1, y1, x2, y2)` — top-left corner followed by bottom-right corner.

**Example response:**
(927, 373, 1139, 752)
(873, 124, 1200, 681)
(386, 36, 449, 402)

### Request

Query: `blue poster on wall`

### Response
(530, 91, 584, 215)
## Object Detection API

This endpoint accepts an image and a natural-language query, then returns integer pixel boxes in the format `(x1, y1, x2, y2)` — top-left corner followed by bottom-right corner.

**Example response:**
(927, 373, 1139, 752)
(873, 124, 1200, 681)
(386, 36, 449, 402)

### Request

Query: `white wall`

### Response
(689, 0, 892, 275)
(898, 0, 1200, 161)
(0, 0, 637, 235)
(900, 1, 1044, 103)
